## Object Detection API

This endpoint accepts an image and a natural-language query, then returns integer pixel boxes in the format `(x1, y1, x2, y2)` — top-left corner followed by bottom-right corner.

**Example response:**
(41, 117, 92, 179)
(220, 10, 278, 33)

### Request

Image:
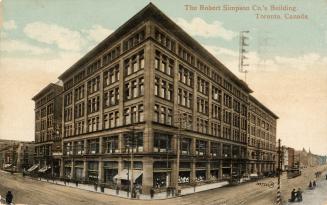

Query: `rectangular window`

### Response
(139, 104, 144, 122)
(153, 133, 172, 152)
(104, 136, 119, 154)
(124, 108, 130, 125)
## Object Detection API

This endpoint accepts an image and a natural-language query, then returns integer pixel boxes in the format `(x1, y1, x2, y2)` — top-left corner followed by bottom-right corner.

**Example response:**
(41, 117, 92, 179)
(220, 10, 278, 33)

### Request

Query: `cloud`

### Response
(2, 20, 17, 30)
(204, 44, 327, 74)
(0, 51, 82, 73)
(204, 45, 238, 57)
(0, 50, 82, 141)
(0, 39, 50, 55)
(23, 22, 86, 51)
(83, 25, 113, 43)
(274, 53, 327, 71)
(175, 17, 236, 40)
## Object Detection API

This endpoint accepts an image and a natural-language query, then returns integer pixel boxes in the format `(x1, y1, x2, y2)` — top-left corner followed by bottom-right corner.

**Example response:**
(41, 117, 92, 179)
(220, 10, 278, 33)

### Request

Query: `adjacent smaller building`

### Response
(0, 141, 35, 172)
(281, 146, 295, 171)
(32, 82, 63, 177)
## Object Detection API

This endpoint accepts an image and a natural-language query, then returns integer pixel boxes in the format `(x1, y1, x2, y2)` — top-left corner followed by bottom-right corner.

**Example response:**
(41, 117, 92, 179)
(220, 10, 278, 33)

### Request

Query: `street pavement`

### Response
(1, 165, 327, 205)
(286, 171, 327, 205)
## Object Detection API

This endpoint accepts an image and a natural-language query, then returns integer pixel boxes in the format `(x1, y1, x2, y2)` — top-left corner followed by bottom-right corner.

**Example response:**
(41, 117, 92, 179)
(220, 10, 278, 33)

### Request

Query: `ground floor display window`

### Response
(210, 170, 219, 180)
(153, 172, 170, 188)
(64, 160, 71, 178)
(88, 161, 99, 182)
(178, 171, 190, 184)
(195, 170, 206, 181)
(104, 161, 118, 184)
(74, 161, 83, 180)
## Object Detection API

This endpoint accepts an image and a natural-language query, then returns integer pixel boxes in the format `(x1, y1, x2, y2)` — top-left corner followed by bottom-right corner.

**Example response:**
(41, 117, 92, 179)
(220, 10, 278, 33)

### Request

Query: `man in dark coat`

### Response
(290, 189, 296, 202)
(150, 187, 155, 199)
(6, 191, 13, 204)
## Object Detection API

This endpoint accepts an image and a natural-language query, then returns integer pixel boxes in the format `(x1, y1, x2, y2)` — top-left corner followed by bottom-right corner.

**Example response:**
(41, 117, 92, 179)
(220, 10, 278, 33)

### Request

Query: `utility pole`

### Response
(126, 125, 138, 198)
(130, 127, 134, 199)
(12, 142, 15, 174)
(175, 111, 182, 195)
(276, 139, 282, 205)
(173, 111, 191, 195)
(174, 111, 188, 195)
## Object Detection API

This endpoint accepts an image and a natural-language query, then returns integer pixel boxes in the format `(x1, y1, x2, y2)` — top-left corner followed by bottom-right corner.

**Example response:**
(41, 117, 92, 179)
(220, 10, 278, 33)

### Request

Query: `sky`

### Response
(0, 0, 327, 155)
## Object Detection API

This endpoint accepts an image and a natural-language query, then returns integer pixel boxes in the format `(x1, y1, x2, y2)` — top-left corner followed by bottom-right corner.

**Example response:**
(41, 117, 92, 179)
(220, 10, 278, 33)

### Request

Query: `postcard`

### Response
(0, 0, 326, 204)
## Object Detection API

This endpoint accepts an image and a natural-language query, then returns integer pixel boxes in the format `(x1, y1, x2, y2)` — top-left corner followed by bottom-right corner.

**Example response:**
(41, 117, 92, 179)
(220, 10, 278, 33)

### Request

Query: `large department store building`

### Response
(32, 3, 278, 195)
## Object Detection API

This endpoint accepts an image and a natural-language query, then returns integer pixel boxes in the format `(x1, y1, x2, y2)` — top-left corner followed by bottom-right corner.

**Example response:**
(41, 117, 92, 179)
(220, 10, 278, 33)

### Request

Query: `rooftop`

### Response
(32, 83, 63, 101)
(58, 3, 252, 93)
(249, 95, 279, 119)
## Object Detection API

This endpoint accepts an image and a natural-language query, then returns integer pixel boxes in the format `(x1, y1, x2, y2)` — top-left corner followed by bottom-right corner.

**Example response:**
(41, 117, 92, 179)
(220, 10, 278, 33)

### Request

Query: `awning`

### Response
(4, 164, 12, 168)
(114, 169, 143, 182)
(38, 166, 51, 173)
(27, 164, 39, 172)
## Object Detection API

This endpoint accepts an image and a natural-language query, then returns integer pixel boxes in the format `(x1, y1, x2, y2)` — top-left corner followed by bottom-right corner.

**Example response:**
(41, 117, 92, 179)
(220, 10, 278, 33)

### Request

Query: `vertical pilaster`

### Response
(208, 81, 212, 134)
(192, 72, 198, 130)
(84, 139, 88, 154)
(84, 81, 88, 132)
(118, 133, 124, 153)
(142, 157, 153, 195)
(218, 160, 222, 180)
(83, 160, 88, 181)
(99, 72, 104, 130)
(70, 159, 75, 180)
(99, 136, 103, 154)
(118, 58, 124, 127)
(60, 158, 64, 178)
(206, 162, 211, 180)
(98, 160, 104, 183)
(117, 157, 123, 186)
(191, 160, 196, 181)
(171, 159, 178, 187)
(191, 137, 196, 155)
(143, 40, 155, 153)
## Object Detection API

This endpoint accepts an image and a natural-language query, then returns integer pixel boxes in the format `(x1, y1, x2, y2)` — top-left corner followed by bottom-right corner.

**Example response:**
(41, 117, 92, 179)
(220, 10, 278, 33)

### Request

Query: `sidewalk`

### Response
(32, 177, 229, 200)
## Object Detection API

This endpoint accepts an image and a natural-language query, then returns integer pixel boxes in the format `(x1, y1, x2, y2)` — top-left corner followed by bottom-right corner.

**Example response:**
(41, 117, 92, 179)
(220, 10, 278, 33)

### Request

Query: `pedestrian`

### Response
(290, 189, 296, 202)
(167, 187, 171, 197)
(308, 180, 312, 189)
(136, 188, 140, 199)
(6, 191, 13, 204)
(296, 188, 302, 202)
(116, 185, 120, 195)
(150, 187, 154, 199)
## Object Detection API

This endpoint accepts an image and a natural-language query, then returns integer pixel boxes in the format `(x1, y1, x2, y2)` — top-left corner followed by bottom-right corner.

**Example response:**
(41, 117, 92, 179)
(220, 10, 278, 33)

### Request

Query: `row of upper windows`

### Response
(36, 103, 54, 120)
(155, 50, 174, 76)
(248, 137, 275, 151)
(64, 28, 145, 91)
(64, 52, 144, 106)
(153, 26, 248, 101)
(249, 113, 275, 132)
(73, 64, 120, 103)
(68, 110, 120, 137)
(64, 104, 144, 137)
(35, 92, 55, 108)
(250, 104, 276, 125)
